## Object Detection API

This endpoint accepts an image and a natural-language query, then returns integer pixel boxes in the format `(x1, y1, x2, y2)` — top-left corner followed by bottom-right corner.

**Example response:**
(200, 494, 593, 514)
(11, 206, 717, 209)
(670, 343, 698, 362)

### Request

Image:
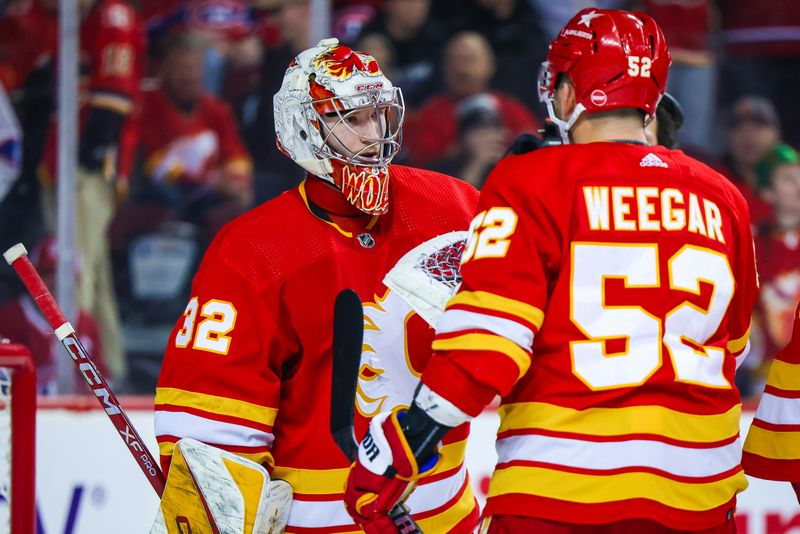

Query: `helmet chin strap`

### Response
(544, 99, 586, 144)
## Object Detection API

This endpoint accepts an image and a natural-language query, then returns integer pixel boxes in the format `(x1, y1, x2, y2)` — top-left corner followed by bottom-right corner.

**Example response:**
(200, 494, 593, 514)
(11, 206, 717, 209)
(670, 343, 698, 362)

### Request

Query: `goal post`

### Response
(0, 340, 35, 534)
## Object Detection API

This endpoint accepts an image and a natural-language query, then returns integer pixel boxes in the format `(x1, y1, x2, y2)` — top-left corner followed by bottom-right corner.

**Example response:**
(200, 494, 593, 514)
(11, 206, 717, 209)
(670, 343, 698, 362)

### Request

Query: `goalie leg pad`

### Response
(150, 438, 292, 534)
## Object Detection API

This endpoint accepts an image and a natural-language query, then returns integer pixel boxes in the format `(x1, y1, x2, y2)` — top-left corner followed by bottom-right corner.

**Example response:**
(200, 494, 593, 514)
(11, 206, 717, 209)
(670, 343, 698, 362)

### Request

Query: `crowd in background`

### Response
(0, 0, 797, 399)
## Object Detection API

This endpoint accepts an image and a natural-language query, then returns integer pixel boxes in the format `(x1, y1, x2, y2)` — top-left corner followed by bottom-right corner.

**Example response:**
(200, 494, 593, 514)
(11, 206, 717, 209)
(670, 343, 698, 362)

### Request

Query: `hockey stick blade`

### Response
(330, 289, 422, 534)
(4, 243, 166, 496)
(331, 289, 362, 461)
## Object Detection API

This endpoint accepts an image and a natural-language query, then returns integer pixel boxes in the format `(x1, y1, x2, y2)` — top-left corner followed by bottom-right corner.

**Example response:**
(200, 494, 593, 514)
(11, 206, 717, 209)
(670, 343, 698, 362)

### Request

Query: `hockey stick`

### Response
(3, 243, 166, 497)
(331, 289, 422, 534)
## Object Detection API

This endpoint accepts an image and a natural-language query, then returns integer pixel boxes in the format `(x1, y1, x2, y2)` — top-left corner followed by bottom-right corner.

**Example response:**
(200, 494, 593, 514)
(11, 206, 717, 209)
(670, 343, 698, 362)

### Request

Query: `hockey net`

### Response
(0, 341, 35, 534)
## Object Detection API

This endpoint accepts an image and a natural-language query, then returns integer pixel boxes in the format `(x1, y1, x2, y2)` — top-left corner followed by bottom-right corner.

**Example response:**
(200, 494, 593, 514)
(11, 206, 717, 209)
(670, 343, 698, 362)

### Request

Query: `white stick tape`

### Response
(3, 243, 27, 265)
(55, 322, 76, 341)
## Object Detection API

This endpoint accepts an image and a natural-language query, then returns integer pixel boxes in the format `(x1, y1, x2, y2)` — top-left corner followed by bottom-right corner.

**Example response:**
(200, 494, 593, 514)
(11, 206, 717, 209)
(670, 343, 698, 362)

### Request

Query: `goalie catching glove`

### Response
(344, 384, 471, 532)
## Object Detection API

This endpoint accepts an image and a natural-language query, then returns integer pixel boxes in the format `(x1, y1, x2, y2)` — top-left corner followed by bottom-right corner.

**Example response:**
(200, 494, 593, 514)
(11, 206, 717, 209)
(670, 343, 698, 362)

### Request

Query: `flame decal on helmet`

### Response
(312, 45, 381, 80)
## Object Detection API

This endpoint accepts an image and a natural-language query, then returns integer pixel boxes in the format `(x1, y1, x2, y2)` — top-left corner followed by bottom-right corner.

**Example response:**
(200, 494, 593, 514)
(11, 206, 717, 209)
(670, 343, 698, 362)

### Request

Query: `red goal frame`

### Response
(0, 342, 36, 534)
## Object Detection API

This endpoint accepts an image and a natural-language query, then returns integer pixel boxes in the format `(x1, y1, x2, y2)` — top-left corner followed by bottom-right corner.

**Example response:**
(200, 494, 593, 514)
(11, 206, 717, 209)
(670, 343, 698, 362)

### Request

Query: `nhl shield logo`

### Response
(357, 233, 375, 248)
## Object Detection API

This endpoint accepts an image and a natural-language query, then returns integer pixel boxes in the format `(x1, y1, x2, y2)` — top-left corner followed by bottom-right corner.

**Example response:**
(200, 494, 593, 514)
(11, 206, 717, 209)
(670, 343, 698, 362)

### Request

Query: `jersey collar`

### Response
(299, 177, 380, 238)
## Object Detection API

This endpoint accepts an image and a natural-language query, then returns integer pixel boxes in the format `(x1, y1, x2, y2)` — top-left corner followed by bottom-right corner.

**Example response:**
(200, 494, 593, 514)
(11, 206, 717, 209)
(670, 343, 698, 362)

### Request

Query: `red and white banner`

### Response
(34, 399, 799, 533)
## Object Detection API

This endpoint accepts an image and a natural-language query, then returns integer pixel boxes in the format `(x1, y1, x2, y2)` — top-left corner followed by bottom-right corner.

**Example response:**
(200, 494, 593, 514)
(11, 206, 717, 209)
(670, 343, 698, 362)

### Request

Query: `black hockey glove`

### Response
(79, 106, 125, 172)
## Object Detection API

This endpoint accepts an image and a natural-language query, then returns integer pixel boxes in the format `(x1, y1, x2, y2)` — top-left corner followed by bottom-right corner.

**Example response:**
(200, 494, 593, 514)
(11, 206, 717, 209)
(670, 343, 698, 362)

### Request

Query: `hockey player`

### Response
(154, 39, 480, 532)
(742, 300, 800, 503)
(344, 9, 759, 533)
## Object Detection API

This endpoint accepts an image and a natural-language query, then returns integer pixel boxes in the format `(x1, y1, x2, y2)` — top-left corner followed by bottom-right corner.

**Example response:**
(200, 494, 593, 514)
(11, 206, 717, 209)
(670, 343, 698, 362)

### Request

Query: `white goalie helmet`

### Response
(273, 38, 404, 215)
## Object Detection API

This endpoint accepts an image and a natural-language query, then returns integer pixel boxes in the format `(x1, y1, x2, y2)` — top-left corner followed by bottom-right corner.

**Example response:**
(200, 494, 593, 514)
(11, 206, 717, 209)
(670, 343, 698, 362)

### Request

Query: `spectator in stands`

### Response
(718, 0, 800, 148)
(429, 94, 510, 189)
(748, 145, 800, 395)
(403, 31, 538, 167)
(246, 0, 310, 202)
(356, 33, 396, 81)
(528, 0, 633, 42)
(355, 0, 447, 107)
(460, 0, 548, 114)
(1, 0, 145, 389)
(0, 1, 55, 264)
(138, 31, 253, 234)
(0, 236, 108, 393)
(642, 0, 715, 152)
(721, 96, 780, 226)
(143, 0, 264, 97)
(332, 2, 378, 44)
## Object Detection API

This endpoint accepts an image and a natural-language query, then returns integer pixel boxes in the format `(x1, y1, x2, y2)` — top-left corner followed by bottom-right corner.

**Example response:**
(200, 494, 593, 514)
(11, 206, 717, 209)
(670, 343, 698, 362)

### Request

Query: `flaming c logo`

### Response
(312, 45, 381, 80)
(339, 165, 389, 214)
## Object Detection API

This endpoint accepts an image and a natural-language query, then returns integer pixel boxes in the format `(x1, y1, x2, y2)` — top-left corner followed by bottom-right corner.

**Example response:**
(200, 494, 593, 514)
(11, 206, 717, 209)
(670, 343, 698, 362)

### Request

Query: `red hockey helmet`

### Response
(538, 9, 671, 142)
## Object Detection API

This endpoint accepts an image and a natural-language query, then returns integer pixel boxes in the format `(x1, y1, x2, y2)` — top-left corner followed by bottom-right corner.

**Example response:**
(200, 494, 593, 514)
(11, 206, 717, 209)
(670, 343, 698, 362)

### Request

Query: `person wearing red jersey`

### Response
(137, 31, 253, 229)
(31, 0, 146, 194)
(344, 9, 759, 533)
(742, 300, 800, 503)
(154, 38, 480, 532)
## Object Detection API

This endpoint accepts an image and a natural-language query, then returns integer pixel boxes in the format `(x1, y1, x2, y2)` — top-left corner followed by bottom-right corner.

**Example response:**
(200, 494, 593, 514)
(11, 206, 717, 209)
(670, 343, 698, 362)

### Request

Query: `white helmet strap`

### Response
(544, 98, 586, 144)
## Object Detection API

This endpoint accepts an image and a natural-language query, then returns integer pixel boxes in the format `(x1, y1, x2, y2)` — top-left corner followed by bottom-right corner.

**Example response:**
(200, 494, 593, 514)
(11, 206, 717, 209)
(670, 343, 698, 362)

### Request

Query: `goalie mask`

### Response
(274, 38, 404, 215)
(538, 9, 670, 143)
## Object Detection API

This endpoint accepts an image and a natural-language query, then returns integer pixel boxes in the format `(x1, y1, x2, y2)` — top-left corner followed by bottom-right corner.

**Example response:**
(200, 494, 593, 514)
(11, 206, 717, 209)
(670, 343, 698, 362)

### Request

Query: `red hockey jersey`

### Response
(155, 166, 480, 532)
(754, 227, 800, 358)
(138, 87, 252, 186)
(423, 143, 758, 530)
(35, 0, 146, 183)
(743, 300, 800, 481)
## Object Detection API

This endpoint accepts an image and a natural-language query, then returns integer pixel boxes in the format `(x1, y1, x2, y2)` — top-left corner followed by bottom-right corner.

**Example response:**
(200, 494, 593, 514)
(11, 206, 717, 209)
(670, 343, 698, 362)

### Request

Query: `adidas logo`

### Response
(640, 153, 668, 168)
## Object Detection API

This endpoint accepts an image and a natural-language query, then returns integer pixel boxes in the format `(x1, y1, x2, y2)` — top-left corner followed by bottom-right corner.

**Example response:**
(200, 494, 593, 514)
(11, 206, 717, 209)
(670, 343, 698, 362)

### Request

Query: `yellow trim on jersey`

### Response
(766, 360, 800, 392)
(498, 402, 741, 444)
(158, 440, 275, 470)
(155, 387, 278, 427)
(271, 466, 350, 496)
(447, 291, 544, 330)
(488, 464, 747, 511)
(298, 179, 353, 238)
(433, 333, 530, 379)
(727, 327, 750, 354)
(417, 475, 476, 532)
(745, 425, 800, 460)
(272, 440, 468, 495)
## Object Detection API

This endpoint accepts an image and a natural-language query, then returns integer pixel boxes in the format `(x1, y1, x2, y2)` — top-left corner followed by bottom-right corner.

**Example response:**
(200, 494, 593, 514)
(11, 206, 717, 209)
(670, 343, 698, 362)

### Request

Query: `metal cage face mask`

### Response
(538, 61, 584, 144)
(307, 87, 404, 168)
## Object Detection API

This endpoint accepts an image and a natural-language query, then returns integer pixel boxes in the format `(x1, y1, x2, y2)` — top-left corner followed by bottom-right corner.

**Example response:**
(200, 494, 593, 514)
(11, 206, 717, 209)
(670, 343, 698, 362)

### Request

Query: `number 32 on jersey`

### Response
(174, 298, 238, 355)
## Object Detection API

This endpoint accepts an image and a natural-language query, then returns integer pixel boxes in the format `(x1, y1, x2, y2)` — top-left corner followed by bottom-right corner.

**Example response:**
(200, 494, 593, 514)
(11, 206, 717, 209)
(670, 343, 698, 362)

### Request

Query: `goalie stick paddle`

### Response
(3, 243, 166, 497)
(330, 289, 362, 462)
(330, 289, 422, 534)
